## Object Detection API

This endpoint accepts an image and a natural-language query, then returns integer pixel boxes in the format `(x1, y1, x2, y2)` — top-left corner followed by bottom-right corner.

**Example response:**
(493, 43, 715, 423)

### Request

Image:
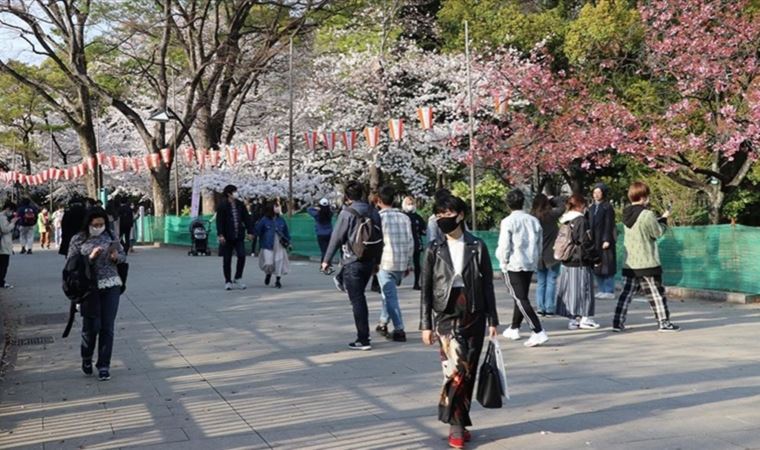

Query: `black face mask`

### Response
(437, 216, 462, 234)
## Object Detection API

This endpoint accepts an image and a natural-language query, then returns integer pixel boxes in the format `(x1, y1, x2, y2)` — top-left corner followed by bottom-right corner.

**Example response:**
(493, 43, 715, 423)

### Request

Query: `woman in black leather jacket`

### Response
(419, 195, 498, 449)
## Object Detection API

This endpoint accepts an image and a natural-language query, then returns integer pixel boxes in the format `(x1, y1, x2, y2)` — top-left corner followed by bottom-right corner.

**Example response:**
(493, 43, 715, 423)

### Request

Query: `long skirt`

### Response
(556, 265, 595, 318)
(435, 288, 486, 427)
(258, 238, 290, 277)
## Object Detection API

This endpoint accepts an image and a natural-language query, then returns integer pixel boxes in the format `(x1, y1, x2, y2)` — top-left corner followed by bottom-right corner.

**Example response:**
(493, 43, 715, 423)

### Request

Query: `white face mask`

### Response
(274, 206, 282, 215)
(402, 203, 415, 213)
(232, 192, 240, 200)
(90, 225, 105, 236)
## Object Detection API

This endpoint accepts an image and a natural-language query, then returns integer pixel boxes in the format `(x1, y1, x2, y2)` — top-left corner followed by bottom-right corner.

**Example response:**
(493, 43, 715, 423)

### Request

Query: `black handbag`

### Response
(476, 341, 504, 408)
(117, 262, 129, 294)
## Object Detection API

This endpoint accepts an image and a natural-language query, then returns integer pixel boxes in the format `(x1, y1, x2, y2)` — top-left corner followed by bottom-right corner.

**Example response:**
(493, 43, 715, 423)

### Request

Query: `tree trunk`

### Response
(202, 191, 217, 216)
(76, 127, 98, 198)
(706, 186, 724, 225)
(150, 164, 172, 216)
(369, 152, 382, 192)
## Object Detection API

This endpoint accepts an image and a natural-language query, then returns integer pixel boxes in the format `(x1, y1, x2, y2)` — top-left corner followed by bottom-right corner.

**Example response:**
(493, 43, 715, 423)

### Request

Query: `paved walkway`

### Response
(1, 246, 759, 450)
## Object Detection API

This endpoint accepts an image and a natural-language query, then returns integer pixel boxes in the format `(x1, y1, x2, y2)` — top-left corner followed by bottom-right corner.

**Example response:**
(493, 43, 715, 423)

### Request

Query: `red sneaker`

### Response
(464, 429, 471, 442)
(449, 434, 465, 449)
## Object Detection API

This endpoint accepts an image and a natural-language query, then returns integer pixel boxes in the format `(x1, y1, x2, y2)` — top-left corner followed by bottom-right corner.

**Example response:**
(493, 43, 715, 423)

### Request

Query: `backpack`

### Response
(22, 208, 37, 226)
(347, 208, 383, 262)
(61, 253, 97, 338)
(553, 222, 578, 262)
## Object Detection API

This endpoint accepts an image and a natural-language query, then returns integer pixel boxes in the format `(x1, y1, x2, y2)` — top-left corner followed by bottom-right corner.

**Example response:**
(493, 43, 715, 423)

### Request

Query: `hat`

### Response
(319, 198, 329, 207)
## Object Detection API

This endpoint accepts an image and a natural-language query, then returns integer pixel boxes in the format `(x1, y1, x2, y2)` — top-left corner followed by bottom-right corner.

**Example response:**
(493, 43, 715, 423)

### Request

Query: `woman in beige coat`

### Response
(0, 201, 20, 288)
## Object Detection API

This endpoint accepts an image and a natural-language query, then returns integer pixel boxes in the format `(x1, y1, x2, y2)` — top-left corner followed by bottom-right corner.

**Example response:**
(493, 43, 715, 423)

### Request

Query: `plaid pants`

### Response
(613, 275, 670, 327)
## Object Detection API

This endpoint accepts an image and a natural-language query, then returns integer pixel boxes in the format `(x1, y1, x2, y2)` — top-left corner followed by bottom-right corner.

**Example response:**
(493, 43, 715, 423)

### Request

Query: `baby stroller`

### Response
(189, 219, 211, 256)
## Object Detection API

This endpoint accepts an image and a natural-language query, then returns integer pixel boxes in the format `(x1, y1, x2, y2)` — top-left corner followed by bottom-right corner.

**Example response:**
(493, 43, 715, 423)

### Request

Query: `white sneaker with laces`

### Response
(233, 280, 247, 290)
(580, 318, 601, 329)
(596, 292, 615, 299)
(524, 330, 549, 347)
(225, 282, 233, 291)
(568, 319, 580, 330)
(502, 327, 521, 341)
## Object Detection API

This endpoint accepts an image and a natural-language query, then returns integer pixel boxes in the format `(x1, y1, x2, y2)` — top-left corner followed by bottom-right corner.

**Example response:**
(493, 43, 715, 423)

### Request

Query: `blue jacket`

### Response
(254, 216, 291, 251)
(307, 207, 333, 236)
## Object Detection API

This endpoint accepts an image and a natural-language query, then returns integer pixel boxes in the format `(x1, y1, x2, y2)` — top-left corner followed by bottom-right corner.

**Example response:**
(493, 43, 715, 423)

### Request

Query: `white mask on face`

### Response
(90, 225, 105, 236)
(232, 192, 240, 200)
(402, 203, 415, 213)
(274, 206, 282, 215)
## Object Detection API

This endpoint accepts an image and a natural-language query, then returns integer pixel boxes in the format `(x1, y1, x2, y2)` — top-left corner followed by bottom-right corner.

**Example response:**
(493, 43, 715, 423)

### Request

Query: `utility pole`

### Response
(465, 21, 477, 231)
(287, 35, 295, 218)
(173, 69, 180, 216)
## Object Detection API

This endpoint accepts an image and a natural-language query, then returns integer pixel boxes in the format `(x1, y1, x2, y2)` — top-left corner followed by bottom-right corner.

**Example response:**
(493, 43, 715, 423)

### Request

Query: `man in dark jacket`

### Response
(322, 181, 382, 351)
(216, 185, 253, 291)
(118, 201, 135, 254)
(588, 183, 617, 299)
(58, 196, 88, 257)
(402, 195, 426, 290)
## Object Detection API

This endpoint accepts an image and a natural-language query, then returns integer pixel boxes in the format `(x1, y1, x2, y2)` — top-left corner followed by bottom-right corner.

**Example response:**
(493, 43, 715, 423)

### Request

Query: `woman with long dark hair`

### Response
(555, 195, 601, 331)
(254, 200, 291, 288)
(530, 193, 566, 316)
(307, 198, 333, 262)
(67, 207, 126, 381)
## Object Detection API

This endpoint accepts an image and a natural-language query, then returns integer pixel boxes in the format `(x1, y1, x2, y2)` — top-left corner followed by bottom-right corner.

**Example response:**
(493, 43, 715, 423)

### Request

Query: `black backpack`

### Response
(61, 253, 97, 338)
(347, 208, 383, 262)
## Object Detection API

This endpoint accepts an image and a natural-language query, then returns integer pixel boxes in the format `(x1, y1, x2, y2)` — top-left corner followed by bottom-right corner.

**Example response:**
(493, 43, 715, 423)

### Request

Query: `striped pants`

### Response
(613, 275, 670, 328)
(505, 271, 543, 333)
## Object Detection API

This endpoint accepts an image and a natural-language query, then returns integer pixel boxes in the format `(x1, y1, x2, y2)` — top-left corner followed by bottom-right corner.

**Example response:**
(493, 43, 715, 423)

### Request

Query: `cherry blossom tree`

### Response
(636, 0, 760, 223)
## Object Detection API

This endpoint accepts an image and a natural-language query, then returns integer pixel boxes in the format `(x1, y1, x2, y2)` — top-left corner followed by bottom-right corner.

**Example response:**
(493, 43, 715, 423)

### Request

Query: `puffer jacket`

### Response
(419, 232, 499, 330)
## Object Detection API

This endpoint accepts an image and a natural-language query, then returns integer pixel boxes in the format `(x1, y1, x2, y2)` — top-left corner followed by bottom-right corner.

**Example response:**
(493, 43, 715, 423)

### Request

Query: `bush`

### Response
(451, 173, 510, 230)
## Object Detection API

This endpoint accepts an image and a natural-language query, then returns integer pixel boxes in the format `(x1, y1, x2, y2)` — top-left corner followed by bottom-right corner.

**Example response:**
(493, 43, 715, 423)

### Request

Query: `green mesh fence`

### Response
(149, 215, 760, 294)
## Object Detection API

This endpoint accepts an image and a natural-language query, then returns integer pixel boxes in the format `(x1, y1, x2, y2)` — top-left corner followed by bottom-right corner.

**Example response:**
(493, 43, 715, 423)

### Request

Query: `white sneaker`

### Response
(225, 282, 233, 291)
(233, 280, 247, 290)
(580, 318, 601, 329)
(596, 292, 615, 299)
(502, 327, 521, 340)
(524, 330, 549, 347)
(568, 319, 580, 330)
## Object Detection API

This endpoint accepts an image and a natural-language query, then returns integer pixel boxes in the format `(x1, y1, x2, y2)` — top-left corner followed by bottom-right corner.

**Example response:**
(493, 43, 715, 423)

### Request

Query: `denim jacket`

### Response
(254, 216, 291, 251)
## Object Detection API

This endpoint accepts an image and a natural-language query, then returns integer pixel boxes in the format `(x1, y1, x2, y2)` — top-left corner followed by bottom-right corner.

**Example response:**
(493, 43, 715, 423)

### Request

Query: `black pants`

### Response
(120, 226, 132, 253)
(412, 246, 422, 288)
(0, 254, 9, 285)
(222, 239, 246, 283)
(251, 236, 258, 256)
(505, 271, 543, 333)
(343, 260, 374, 343)
(317, 235, 331, 262)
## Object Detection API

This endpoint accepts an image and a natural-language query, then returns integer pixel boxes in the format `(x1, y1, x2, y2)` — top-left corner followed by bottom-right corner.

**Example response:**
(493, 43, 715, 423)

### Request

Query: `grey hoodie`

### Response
(323, 201, 382, 266)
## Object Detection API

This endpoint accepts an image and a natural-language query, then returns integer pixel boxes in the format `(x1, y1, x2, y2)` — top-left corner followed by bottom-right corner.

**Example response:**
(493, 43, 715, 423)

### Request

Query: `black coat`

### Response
(58, 204, 87, 256)
(587, 200, 617, 276)
(419, 232, 499, 330)
(562, 215, 601, 268)
(405, 211, 426, 250)
(215, 199, 252, 242)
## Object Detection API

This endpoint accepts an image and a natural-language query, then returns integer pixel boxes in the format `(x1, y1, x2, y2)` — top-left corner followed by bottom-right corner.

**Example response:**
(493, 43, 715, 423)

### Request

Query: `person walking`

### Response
(0, 201, 19, 288)
(420, 194, 499, 449)
(374, 186, 414, 343)
(52, 206, 64, 249)
(254, 201, 291, 289)
(589, 183, 617, 299)
(496, 190, 548, 348)
(216, 184, 254, 291)
(307, 198, 334, 263)
(322, 181, 383, 351)
(530, 193, 566, 316)
(402, 195, 426, 290)
(16, 198, 38, 254)
(59, 196, 88, 257)
(67, 207, 127, 381)
(37, 208, 52, 249)
(613, 182, 680, 333)
(555, 194, 602, 331)
(426, 188, 451, 244)
(118, 201, 134, 254)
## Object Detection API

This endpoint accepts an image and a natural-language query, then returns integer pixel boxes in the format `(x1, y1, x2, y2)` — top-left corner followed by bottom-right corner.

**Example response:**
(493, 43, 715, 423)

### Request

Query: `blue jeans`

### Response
(342, 261, 374, 343)
(536, 264, 561, 314)
(81, 286, 121, 370)
(595, 274, 616, 294)
(377, 270, 405, 330)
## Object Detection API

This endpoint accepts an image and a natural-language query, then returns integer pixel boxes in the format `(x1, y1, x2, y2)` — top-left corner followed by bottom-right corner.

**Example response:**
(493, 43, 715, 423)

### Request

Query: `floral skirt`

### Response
(434, 288, 486, 426)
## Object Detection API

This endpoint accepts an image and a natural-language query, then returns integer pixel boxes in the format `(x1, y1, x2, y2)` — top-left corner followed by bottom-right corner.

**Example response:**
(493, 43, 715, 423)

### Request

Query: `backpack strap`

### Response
(62, 302, 76, 338)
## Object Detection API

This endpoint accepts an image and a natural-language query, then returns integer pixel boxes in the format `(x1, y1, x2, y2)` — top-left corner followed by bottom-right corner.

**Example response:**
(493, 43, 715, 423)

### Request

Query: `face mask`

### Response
(232, 192, 240, 200)
(402, 204, 415, 213)
(90, 225, 105, 236)
(274, 206, 282, 215)
(437, 216, 462, 234)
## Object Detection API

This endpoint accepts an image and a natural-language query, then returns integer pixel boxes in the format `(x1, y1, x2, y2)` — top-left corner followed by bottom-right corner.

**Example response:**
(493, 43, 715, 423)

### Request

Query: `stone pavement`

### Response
(1, 246, 759, 450)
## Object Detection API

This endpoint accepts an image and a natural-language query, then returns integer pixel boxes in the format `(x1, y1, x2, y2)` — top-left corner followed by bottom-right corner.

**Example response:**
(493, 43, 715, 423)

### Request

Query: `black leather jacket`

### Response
(419, 232, 499, 330)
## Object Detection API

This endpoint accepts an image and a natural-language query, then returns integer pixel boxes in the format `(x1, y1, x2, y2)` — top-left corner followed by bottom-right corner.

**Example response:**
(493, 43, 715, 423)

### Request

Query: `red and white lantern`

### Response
(225, 147, 239, 166)
(304, 131, 319, 151)
(86, 156, 96, 172)
(119, 157, 130, 172)
(342, 130, 358, 152)
(209, 150, 221, 167)
(108, 155, 119, 170)
(363, 127, 381, 148)
(266, 133, 279, 154)
(322, 131, 338, 151)
(41, 170, 49, 182)
(149, 153, 161, 169)
(96, 153, 107, 166)
(245, 143, 257, 162)
(161, 148, 173, 167)
(131, 157, 142, 173)
(388, 119, 404, 141)
(196, 148, 207, 169)
(184, 147, 195, 164)
(417, 107, 434, 130)
(54, 168, 63, 181)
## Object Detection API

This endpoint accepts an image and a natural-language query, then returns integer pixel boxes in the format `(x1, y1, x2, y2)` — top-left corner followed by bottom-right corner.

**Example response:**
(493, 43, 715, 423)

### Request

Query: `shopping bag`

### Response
(476, 340, 503, 408)
(491, 337, 510, 400)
